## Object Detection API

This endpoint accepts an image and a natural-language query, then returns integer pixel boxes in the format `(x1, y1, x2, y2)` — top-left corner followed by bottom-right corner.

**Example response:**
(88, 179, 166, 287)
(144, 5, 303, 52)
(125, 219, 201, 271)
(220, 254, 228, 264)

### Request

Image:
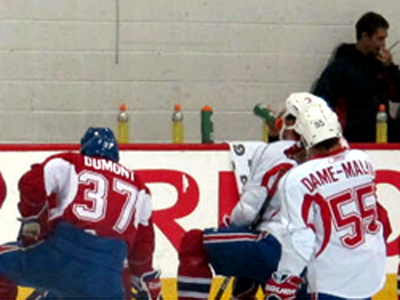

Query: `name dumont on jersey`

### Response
(84, 156, 135, 181)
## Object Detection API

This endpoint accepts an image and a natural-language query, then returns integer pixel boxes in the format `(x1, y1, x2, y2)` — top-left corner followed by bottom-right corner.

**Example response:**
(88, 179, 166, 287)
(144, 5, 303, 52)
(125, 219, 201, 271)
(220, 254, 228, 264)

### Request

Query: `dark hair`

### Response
(285, 114, 296, 124)
(312, 137, 340, 152)
(355, 12, 389, 40)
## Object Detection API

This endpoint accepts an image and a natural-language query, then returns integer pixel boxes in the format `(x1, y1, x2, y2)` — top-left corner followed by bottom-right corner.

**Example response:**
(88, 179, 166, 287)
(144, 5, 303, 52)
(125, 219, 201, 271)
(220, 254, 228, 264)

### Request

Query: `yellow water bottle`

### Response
(172, 104, 184, 143)
(117, 103, 129, 143)
(376, 104, 388, 143)
(262, 122, 269, 142)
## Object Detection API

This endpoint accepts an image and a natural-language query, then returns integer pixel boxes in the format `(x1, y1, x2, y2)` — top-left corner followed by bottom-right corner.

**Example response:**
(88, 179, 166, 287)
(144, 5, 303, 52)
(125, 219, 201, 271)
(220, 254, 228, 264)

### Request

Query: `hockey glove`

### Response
(264, 271, 301, 300)
(131, 269, 163, 300)
(17, 217, 41, 246)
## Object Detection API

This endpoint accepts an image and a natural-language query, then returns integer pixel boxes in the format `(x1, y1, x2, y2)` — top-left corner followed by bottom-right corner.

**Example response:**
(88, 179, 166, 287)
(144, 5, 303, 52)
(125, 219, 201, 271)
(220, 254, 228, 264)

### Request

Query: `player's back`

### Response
(230, 140, 297, 229)
(20, 152, 152, 249)
(15, 151, 150, 298)
(281, 148, 386, 298)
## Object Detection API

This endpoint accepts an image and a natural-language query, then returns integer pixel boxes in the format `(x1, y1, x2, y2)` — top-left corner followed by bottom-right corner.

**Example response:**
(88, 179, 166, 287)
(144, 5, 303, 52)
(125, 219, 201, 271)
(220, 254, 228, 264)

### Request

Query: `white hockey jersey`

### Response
(230, 140, 297, 230)
(275, 148, 386, 298)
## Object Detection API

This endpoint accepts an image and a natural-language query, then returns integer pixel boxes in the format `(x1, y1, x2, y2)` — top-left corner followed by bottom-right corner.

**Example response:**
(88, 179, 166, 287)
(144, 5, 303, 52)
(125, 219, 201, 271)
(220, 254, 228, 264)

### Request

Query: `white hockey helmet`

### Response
(294, 101, 342, 149)
(278, 92, 329, 139)
(285, 92, 329, 118)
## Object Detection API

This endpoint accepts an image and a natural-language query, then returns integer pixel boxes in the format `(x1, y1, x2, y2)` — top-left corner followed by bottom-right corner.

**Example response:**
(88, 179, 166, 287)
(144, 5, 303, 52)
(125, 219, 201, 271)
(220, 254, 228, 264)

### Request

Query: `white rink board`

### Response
(0, 145, 398, 277)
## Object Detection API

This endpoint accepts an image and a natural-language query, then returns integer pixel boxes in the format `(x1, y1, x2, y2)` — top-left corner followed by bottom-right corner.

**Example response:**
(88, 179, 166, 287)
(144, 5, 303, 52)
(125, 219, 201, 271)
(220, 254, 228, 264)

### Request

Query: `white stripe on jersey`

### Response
(45, 158, 79, 220)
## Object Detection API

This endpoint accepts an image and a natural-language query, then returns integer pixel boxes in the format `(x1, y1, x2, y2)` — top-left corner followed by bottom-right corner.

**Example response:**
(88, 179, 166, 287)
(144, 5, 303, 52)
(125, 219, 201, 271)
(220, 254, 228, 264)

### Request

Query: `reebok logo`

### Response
(265, 285, 295, 295)
(149, 281, 162, 289)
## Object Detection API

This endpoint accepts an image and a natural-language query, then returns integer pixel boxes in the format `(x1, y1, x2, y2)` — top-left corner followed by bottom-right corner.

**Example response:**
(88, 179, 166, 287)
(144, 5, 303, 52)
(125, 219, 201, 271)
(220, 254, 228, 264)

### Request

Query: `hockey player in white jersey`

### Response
(177, 93, 330, 300)
(230, 93, 338, 300)
(264, 100, 387, 299)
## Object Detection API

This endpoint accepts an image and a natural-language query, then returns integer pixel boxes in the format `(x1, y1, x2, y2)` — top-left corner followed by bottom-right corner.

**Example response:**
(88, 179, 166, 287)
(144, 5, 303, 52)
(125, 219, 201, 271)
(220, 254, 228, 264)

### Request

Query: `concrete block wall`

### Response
(0, 0, 399, 143)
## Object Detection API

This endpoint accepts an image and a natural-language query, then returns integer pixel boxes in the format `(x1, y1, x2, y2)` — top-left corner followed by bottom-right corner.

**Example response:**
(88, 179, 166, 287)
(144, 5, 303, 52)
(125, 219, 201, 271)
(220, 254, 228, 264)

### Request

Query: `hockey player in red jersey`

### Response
(0, 127, 162, 299)
(264, 100, 387, 300)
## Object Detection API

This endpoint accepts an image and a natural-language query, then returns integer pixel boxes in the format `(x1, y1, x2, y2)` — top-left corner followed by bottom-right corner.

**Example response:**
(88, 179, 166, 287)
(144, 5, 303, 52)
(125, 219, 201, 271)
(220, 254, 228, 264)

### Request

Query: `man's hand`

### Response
(377, 48, 393, 67)
(264, 272, 301, 300)
(131, 269, 163, 300)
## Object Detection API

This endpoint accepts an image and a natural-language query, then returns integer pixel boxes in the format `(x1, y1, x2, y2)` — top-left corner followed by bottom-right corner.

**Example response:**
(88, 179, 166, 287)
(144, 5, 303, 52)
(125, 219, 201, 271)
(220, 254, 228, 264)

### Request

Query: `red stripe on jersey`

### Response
(203, 232, 267, 244)
(261, 163, 294, 196)
(302, 193, 332, 257)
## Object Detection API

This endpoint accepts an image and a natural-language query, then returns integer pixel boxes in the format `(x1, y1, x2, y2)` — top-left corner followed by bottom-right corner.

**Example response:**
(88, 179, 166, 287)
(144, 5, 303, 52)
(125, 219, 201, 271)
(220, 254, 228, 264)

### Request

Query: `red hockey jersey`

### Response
(18, 152, 155, 276)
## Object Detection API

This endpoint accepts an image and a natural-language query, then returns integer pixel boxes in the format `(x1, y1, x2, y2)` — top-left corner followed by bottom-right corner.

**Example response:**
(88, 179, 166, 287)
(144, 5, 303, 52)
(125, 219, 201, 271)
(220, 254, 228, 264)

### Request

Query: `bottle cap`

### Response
(202, 105, 212, 111)
(120, 103, 127, 111)
(379, 104, 385, 111)
(174, 104, 181, 111)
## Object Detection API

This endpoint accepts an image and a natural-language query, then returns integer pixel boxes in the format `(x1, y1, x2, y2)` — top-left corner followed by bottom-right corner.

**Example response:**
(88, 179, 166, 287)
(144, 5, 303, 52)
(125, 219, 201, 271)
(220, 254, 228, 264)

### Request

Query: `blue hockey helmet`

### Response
(80, 127, 119, 162)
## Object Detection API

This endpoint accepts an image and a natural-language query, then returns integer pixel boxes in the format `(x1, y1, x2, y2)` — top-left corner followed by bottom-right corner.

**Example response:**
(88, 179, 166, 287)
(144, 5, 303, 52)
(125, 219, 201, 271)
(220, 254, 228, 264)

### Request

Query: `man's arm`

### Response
(128, 221, 155, 278)
(127, 176, 162, 300)
(264, 174, 314, 300)
(230, 144, 295, 228)
(18, 163, 47, 218)
(17, 163, 50, 244)
(275, 174, 315, 275)
(17, 155, 72, 244)
(128, 221, 163, 300)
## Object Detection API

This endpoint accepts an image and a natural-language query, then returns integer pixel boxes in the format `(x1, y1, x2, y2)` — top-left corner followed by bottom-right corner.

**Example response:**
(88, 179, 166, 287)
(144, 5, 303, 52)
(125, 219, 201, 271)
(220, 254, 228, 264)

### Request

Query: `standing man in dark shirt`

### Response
(312, 11, 400, 142)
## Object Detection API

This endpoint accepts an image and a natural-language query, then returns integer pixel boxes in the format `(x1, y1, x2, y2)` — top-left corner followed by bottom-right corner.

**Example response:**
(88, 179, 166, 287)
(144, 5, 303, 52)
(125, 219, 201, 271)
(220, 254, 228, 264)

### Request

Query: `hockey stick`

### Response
(248, 166, 290, 229)
(26, 289, 47, 300)
(212, 166, 291, 300)
(213, 276, 232, 300)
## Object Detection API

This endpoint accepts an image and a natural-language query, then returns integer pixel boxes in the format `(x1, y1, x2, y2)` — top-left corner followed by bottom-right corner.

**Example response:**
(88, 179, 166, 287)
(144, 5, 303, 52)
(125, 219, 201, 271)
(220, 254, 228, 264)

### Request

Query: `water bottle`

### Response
(376, 104, 388, 143)
(262, 122, 269, 142)
(253, 104, 277, 142)
(117, 103, 129, 144)
(201, 105, 214, 143)
(253, 103, 277, 126)
(172, 104, 184, 143)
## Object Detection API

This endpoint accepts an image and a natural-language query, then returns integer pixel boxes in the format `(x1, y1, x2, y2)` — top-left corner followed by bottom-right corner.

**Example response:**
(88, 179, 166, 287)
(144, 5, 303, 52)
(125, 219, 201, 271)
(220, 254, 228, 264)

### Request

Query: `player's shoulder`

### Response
(346, 148, 370, 160)
(43, 151, 81, 165)
(285, 148, 371, 179)
(254, 140, 296, 161)
(268, 140, 296, 151)
(251, 140, 297, 172)
(45, 151, 83, 164)
(283, 159, 315, 184)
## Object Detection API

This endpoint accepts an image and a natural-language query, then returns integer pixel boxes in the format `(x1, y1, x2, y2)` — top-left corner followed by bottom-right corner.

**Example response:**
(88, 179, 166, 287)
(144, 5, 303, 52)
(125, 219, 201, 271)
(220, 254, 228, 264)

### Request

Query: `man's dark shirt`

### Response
(312, 43, 400, 142)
